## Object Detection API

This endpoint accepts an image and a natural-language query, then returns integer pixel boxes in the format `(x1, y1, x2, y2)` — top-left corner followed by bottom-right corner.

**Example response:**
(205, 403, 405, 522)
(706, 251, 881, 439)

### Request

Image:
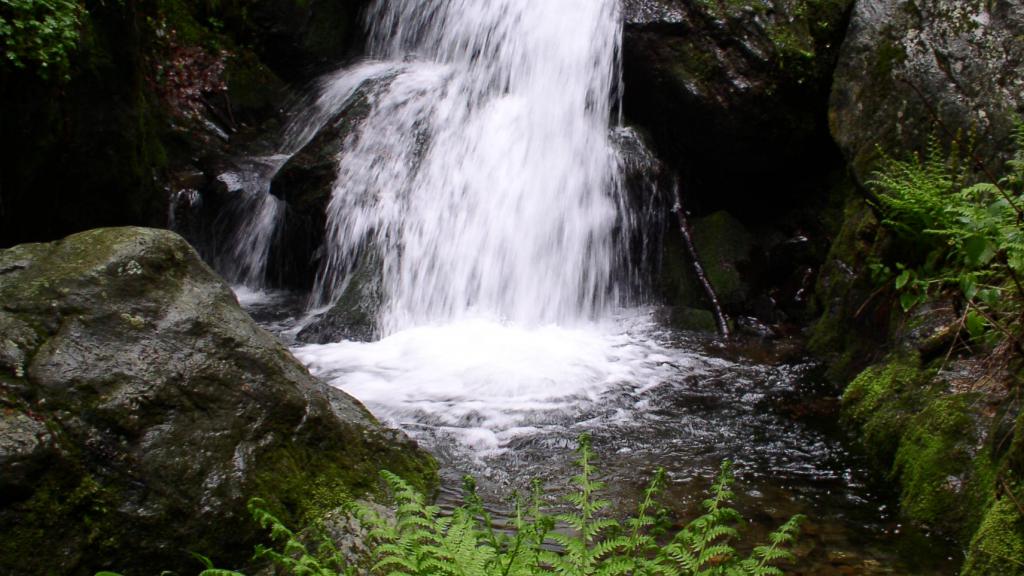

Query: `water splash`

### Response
(313, 0, 629, 333)
(215, 63, 398, 287)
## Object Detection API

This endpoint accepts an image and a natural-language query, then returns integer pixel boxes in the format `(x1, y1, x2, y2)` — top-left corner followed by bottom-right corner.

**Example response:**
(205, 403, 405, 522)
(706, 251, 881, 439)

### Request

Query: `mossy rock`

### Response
(842, 353, 931, 466)
(690, 211, 754, 307)
(893, 394, 987, 532)
(0, 227, 436, 575)
(808, 191, 889, 382)
(669, 306, 720, 333)
(962, 497, 1024, 576)
(225, 50, 289, 125)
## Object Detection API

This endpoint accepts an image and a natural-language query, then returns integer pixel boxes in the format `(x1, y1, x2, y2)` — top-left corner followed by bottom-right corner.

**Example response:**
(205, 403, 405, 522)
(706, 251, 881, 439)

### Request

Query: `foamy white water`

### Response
(279, 0, 671, 455)
(312, 0, 629, 333)
(293, 315, 716, 454)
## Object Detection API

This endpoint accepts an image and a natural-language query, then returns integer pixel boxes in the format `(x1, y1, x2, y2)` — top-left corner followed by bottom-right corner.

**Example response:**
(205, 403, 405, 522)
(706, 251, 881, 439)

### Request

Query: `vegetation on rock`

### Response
(827, 122, 1024, 574)
(0, 0, 83, 78)
(106, 436, 804, 576)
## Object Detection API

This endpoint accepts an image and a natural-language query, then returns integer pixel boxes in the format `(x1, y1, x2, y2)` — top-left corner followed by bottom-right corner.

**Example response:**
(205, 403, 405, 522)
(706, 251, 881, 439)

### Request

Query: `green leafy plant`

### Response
(212, 436, 802, 576)
(870, 123, 1024, 355)
(99, 436, 804, 576)
(0, 0, 84, 79)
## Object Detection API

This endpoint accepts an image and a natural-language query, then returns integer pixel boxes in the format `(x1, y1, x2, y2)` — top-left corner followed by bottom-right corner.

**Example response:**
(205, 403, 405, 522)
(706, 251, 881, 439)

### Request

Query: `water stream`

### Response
(220, 0, 960, 572)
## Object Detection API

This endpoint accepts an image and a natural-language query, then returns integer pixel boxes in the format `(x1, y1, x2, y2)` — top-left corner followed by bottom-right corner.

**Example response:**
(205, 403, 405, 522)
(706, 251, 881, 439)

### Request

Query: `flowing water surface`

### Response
(221, 0, 962, 572)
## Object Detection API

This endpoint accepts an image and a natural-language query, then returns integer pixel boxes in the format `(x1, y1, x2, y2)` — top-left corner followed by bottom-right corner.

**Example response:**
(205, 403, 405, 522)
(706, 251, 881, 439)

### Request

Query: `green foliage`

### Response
(0, 0, 84, 79)
(107, 437, 804, 576)
(870, 124, 1024, 349)
(219, 435, 803, 576)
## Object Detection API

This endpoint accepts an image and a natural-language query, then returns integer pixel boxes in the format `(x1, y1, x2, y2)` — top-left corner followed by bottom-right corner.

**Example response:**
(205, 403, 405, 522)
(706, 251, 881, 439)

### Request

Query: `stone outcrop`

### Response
(830, 0, 1024, 182)
(0, 227, 436, 575)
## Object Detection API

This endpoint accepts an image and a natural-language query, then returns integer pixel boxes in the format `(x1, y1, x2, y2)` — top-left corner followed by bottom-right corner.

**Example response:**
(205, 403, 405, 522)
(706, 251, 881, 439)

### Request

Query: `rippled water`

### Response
(239, 290, 960, 575)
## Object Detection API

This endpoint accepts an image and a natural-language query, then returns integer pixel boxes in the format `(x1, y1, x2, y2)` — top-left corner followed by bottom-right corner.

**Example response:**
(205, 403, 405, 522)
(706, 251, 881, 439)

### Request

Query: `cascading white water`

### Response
(285, 0, 679, 456)
(216, 62, 397, 287)
(313, 0, 628, 333)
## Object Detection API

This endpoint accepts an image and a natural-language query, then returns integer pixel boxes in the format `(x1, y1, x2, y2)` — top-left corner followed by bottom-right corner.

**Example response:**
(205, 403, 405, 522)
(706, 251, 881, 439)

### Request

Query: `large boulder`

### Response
(830, 0, 1024, 182)
(0, 227, 436, 575)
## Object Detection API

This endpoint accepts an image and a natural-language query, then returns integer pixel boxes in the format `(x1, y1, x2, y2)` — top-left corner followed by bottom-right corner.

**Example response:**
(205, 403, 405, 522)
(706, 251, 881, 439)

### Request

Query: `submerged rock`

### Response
(0, 227, 436, 575)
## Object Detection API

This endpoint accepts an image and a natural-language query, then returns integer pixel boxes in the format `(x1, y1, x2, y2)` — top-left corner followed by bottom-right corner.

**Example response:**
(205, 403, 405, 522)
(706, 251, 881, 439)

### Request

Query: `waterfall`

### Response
(213, 62, 397, 288)
(250, 0, 673, 455)
(313, 0, 629, 334)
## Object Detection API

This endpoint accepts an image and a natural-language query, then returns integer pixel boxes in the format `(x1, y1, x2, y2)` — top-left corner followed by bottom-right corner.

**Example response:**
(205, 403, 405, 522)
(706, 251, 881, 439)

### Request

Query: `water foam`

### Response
(293, 314, 707, 454)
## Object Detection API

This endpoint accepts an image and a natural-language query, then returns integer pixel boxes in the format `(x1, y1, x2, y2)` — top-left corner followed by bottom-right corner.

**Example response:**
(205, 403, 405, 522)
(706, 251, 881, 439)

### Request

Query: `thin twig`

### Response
(672, 182, 730, 338)
(966, 300, 1024, 358)
(1000, 476, 1024, 519)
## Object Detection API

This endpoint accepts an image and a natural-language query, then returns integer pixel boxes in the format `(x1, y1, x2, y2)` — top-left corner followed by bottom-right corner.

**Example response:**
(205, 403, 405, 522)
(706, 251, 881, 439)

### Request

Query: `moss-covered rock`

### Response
(893, 394, 988, 531)
(808, 191, 890, 381)
(670, 306, 721, 332)
(690, 211, 754, 306)
(839, 350, 1024, 569)
(0, 227, 436, 575)
(962, 497, 1024, 576)
(830, 0, 1024, 184)
(842, 353, 930, 465)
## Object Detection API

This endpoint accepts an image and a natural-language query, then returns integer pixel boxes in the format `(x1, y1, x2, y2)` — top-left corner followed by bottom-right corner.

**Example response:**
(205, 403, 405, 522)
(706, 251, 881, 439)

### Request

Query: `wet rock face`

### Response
(0, 227, 436, 575)
(830, 0, 1024, 182)
(621, 0, 851, 220)
(264, 83, 376, 290)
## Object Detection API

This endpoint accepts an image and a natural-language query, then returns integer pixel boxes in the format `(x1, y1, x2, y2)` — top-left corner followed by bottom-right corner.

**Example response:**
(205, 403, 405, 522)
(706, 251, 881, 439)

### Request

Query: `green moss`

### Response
(670, 306, 719, 332)
(0, 465, 118, 574)
(962, 497, 1024, 575)
(225, 51, 286, 119)
(893, 394, 981, 531)
(252, 432, 438, 529)
(657, 217, 703, 312)
(808, 192, 886, 381)
(842, 354, 930, 465)
(690, 211, 753, 306)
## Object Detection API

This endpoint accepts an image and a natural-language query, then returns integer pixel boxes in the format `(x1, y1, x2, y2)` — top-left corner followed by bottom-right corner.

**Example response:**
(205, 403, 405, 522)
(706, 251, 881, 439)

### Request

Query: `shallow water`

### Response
(239, 290, 961, 575)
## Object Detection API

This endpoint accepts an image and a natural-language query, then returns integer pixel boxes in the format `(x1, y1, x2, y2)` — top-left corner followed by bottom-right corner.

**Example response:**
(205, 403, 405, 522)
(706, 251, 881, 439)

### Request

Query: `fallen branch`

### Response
(672, 182, 730, 338)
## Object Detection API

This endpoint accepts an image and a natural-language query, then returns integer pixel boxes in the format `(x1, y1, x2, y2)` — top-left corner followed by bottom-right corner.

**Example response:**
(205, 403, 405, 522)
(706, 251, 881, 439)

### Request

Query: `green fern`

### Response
(99, 438, 804, 576)
(870, 123, 1024, 352)
(869, 136, 966, 241)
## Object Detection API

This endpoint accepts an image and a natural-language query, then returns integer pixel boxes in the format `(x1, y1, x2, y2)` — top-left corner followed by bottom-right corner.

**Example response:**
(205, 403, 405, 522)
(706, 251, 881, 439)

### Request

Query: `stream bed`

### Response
(240, 288, 960, 575)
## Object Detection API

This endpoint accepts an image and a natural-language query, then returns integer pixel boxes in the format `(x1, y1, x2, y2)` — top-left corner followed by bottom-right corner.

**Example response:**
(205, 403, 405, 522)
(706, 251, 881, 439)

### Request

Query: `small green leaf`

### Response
(960, 276, 978, 301)
(963, 235, 997, 267)
(965, 310, 987, 339)
(895, 269, 912, 290)
(978, 288, 1001, 308)
(899, 291, 920, 312)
